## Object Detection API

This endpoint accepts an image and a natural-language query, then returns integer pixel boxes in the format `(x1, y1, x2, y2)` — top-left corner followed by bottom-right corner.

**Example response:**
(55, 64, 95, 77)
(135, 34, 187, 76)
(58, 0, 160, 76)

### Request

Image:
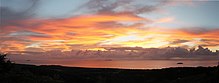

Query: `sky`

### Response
(0, 0, 219, 53)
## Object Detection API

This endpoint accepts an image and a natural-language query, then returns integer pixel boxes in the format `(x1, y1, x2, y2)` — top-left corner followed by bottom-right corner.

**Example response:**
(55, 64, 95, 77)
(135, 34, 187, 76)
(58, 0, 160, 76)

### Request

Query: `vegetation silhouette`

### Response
(0, 54, 64, 83)
(0, 54, 12, 73)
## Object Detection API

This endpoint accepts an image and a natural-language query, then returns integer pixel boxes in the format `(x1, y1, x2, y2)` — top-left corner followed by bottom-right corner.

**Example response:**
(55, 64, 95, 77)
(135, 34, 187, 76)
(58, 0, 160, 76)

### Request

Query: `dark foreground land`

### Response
(0, 63, 218, 83)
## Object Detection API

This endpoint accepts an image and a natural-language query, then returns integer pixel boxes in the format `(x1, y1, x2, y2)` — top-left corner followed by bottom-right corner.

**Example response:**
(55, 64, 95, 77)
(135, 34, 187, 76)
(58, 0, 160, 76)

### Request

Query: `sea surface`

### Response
(14, 59, 218, 69)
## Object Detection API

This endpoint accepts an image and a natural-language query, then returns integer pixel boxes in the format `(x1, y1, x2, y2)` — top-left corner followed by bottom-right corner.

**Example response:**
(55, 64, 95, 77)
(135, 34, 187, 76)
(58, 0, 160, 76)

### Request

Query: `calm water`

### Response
(14, 59, 218, 69)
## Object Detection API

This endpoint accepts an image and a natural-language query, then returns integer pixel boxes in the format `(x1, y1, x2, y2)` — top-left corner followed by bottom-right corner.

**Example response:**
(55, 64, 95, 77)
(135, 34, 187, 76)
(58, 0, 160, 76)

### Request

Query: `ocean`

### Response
(14, 59, 218, 69)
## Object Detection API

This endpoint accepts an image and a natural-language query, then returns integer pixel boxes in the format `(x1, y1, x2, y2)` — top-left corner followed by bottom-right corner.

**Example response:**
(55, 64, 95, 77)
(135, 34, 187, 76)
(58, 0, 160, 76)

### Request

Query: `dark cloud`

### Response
(104, 47, 144, 51)
(199, 39, 219, 47)
(200, 44, 219, 47)
(201, 39, 219, 42)
(66, 32, 77, 36)
(0, 30, 50, 46)
(67, 44, 99, 50)
(170, 39, 190, 44)
(94, 21, 130, 28)
(0, 36, 32, 44)
(79, 0, 168, 15)
(79, 0, 132, 13)
(180, 27, 219, 35)
(0, 0, 39, 26)
(8, 30, 51, 38)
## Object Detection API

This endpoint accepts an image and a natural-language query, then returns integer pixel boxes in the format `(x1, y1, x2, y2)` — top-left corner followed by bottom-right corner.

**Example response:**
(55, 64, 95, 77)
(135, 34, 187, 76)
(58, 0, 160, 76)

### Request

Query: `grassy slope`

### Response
(0, 64, 218, 83)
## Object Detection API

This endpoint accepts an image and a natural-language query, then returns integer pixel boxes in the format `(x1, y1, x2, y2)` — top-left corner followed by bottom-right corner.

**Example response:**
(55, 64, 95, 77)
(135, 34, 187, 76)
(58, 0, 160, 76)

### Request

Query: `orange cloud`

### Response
(156, 17, 175, 23)
(1, 13, 219, 52)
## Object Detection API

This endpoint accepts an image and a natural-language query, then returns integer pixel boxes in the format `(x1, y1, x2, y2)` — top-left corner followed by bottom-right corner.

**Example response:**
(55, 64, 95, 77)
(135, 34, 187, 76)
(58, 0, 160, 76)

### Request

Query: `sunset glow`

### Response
(1, 1, 219, 82)
(1, 0, 219, 52)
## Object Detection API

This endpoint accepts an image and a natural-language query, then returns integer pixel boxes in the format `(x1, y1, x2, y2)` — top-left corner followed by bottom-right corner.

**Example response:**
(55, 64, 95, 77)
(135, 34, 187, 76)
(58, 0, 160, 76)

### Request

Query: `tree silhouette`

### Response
(0, 54, 7, 63)
(0, 54, 12, 73)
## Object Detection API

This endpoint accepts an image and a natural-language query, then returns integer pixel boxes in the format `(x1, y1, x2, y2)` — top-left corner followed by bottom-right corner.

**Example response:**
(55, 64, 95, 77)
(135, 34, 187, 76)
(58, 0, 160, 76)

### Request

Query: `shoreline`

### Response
(1, 63, 218, 83)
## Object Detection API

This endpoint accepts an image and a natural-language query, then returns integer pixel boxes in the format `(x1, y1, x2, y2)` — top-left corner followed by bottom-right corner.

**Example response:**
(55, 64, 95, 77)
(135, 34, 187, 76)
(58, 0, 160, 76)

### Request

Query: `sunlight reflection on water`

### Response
(14, 59, 218, 69)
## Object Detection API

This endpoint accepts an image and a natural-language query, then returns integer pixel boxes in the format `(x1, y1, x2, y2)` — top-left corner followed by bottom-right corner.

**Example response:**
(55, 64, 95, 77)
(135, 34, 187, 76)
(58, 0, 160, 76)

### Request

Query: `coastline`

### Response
(1, 63, 218, 83)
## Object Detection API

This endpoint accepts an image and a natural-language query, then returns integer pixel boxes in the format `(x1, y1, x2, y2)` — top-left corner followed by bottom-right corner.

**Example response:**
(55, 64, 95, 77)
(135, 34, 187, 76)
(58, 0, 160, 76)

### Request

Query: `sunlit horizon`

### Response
(1, 0, 219, 57)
